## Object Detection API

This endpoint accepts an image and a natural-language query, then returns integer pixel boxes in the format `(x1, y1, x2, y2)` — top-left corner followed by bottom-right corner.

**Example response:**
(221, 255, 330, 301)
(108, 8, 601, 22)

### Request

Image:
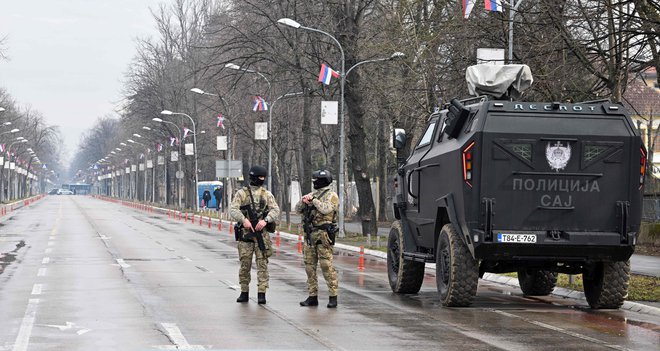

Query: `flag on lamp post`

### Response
(484, 0, 502, 12)
(252, 96, 268, 111)
(217, 114, 225, 129)
(318, 63, 340, 85)
(183, 128, 191, 139)
(463, 0, 475, 18)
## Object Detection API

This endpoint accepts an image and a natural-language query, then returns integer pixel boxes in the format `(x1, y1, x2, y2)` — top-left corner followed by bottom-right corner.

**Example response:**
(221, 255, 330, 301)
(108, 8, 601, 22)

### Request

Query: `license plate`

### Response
(497, 233, 537, 243)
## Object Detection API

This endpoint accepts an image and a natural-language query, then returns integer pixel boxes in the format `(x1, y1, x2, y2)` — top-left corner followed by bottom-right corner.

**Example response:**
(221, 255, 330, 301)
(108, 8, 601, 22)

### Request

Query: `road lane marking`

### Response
(160, 323, 205, 350)
(99, 234, 111, 240)
(164, 246, 175, 252)
(31, 284, 42, 295)
(12, 299, 39, 351)
(114, 259, 131, 268)
(37, 268, 46, 277)
(195, 266, 212, 273)
(44, 248, 52, 254)
(47, 241, 54, 246)
(38, 322, 91, 335)
(41, 257, 50, 264)
(178, 255, 192, 262)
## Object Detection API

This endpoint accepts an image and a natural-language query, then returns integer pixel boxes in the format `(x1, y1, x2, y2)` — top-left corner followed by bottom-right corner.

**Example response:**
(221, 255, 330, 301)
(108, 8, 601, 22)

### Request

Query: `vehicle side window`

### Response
(416, 122, 436, 148)
(437, 116, 449, 142)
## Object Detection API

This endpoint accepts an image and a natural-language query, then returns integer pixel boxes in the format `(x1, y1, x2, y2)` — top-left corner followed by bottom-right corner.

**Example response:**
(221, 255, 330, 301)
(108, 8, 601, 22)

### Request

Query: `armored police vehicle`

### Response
(388, 65, 644, 308)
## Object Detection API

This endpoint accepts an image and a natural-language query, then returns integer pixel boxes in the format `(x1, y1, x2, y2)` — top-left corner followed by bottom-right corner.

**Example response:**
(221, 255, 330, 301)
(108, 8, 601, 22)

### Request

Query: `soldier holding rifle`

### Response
(230, 165, 280, 304)
(296, 169, 340, 308)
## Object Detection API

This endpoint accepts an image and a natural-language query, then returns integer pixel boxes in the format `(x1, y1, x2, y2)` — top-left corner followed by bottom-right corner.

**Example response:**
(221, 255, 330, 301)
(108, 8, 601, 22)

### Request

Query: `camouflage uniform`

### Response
(230, 185, 280, 294)
(295, 185, 339, 297)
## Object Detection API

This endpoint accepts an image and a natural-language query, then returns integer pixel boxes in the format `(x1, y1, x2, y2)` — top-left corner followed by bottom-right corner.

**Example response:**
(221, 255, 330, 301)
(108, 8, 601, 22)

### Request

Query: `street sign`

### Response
(255, 122, 267, 140)
(321, 100, 338, 124)
(217, 136, 228, 151)
(176, 170, 184, 179)
(185, 143, 194, 155)
(215, 160, 243, 178)
(171, 151, 178, 162)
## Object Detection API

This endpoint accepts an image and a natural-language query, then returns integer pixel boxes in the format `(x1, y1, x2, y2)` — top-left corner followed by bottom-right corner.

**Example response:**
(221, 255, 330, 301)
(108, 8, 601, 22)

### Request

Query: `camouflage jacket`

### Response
(230, 185, 280, 224)
(295, 185, 339, 226)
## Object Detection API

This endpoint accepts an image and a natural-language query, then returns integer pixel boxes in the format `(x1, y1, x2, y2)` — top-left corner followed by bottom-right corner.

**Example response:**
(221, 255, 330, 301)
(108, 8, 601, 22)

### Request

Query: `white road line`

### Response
(115, 259, 131, 268)
(41, 257, 50, 264)
(37, 268, 47, 277)
(164, 246, 175, 252)
(47, 241, 54, 246)
(160, 323, 205, 350)
(31, 284, 42, 295)
(44, 248, 52, 254)
(178, 255, 192, 262)
(49, 236, 55, 240)
(12, 299, 39, 351)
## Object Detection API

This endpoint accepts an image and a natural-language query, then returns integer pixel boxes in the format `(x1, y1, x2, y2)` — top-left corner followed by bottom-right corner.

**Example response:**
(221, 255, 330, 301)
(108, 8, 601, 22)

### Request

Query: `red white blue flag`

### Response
(183, 128, 191, 139)
(170, 137, 178, 146)
(217, 114, 225, 129)
(157, 143, 163, 152)
(253, 96, 268, 111)
(318, 63, 340, 85)
(485, 0, 502, 12)
(0, 144, 4, 153)
(463, 0, 475, 18)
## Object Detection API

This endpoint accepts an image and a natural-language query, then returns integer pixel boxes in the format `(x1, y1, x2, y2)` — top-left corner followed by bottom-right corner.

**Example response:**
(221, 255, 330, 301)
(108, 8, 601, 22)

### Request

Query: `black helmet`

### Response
(249, 165, 267, 186)
(312, 169, 333, 189)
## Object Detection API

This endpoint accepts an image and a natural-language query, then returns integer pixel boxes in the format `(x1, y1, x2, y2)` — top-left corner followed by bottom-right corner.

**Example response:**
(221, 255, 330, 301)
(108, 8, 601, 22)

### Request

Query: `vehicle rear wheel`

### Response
(583, 261, 630, 309)
(436, 224, 478, 307)
(387, 220, 425, 293)
(517, 269, 557, 296)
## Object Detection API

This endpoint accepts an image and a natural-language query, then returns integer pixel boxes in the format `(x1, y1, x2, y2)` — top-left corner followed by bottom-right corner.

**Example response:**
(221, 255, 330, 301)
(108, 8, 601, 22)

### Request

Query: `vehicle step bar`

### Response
(403, 252, 435, 263)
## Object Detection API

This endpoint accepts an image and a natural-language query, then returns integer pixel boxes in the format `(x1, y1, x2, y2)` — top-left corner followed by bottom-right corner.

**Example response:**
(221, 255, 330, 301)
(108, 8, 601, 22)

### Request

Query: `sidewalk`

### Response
(285, 214, 659, 277)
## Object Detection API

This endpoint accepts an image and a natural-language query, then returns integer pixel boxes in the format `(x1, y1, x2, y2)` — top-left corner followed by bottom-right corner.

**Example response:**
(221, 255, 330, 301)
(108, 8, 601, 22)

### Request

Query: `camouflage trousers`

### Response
(303, 230, 338, 296)
(237, 240, 269, 293)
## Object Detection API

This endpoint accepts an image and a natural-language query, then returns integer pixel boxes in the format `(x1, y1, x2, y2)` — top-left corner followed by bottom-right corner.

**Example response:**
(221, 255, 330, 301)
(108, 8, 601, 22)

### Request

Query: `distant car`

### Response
(57, 189, 73, 195)
(48, 189, 59, 195)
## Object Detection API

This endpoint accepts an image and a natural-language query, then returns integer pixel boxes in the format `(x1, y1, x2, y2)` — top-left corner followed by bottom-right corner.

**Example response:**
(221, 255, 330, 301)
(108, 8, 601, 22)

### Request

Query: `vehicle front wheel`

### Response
(436, 224, 478, 307)
(583, 261, 630, 309)
(387, 220, 425, 293)
(517, 269, 557, 296)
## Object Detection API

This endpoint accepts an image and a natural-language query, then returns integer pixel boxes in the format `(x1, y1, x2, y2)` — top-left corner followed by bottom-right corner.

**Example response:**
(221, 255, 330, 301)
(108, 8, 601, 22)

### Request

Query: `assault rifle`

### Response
(302, 204, 314, 246)
(237, 204, 267, 254)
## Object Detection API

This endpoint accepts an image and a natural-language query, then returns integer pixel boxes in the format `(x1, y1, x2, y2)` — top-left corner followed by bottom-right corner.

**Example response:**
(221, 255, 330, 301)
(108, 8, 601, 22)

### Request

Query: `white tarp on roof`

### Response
(466, 64, 533, 99)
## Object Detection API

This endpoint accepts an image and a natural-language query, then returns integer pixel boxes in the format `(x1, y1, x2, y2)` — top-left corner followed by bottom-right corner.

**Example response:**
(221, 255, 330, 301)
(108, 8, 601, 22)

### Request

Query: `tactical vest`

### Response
(311, 189, 337, 225)
(240, 186, 269, 219)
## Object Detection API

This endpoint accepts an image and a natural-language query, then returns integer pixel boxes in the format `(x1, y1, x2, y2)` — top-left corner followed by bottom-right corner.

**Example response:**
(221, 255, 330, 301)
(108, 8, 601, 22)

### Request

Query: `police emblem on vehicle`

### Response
(546, 141, 571, 172)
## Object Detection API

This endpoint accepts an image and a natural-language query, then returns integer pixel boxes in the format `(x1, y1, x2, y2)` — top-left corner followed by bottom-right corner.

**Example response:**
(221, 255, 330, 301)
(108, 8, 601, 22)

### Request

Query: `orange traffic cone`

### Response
(218, 220, 222, 232)
(358, 246, 365, 270)
(297, 234, 303, 254)
(276, 230, 281, 247)
(229, 222, 234, 235)
(208, 216, 211, 228)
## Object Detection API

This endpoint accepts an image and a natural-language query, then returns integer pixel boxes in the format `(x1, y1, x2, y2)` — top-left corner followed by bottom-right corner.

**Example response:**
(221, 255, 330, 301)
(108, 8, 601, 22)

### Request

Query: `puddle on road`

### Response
(0, 240, 26, 275)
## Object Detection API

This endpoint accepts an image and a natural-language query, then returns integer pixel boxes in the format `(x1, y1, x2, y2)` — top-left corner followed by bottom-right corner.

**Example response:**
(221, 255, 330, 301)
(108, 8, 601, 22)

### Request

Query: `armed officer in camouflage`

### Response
(296, 169, 340, 308)
(230, 165, 280, 304)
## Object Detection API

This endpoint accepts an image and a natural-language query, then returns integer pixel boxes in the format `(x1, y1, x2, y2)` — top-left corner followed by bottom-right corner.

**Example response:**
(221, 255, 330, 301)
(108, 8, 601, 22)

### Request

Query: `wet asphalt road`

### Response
(0, 196, 658, 350)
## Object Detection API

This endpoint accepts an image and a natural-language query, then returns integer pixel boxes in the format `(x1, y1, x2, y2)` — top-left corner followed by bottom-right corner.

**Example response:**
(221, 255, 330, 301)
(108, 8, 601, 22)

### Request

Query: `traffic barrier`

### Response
(208, 216, 211, 228)
(358, 246, 365, 270)
(191, 214, 195, 224)
(276, 230, 280, 247)
(218, 220, 222, 232)
(297, 234, 302, 254)
(229, 222, 234, 235)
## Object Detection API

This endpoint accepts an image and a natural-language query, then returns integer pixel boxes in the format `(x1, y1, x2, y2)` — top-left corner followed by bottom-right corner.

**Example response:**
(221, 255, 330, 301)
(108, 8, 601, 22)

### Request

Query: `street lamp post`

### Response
(278, 18, 405, 237)
(153, 117, 183, 208)
(190, 88, 233, 213)
(0, 128, 19, 202)
(160, 110, 199, 212)
(128, 136, 148, 203)
(225, 63, 274, 189)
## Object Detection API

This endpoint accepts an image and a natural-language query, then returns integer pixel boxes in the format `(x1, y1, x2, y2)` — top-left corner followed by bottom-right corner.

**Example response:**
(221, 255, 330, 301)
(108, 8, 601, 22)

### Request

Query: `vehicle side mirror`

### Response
(392, 128, 407, 150)
(445, 99, 471, 139)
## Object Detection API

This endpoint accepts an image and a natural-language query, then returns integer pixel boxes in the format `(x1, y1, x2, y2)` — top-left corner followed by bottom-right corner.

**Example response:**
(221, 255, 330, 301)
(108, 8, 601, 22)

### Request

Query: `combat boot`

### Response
(327, 296, 337, 308)
(257, 292, 267, 304)
(236, 292, 249, 303)
(299, 296, 319, 306)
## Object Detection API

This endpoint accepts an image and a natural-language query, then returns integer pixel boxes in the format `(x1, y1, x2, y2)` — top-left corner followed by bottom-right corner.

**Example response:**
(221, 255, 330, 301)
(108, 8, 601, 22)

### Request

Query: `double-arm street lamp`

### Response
(224, 63, 275, 189)
(160, 110, 199, 211)
(278, 17, 405, 237)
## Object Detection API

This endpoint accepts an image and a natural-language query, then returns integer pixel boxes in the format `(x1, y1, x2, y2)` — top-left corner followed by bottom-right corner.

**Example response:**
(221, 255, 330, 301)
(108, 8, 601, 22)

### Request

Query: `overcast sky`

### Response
(0, 0, 164, 163)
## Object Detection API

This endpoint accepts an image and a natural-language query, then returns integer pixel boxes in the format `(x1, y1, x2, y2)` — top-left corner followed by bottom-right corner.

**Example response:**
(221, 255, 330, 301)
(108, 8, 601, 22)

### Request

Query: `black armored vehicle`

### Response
(388, 65, 645, 308)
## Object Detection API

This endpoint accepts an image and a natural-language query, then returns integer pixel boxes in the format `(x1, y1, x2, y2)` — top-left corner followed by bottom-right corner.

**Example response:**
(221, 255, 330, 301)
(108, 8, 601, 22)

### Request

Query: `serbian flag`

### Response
(485, 0, 502, 12)
(217, 114, 225, 129)
(463, 0, 475, 18)
(0, 144, 4, 153)
(170, 137, 178, 146)
(318, 63, 340, 85)
(183, 128, 191, 139)
(156, 143, 163, 152)
(252, 96, 268, 111)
